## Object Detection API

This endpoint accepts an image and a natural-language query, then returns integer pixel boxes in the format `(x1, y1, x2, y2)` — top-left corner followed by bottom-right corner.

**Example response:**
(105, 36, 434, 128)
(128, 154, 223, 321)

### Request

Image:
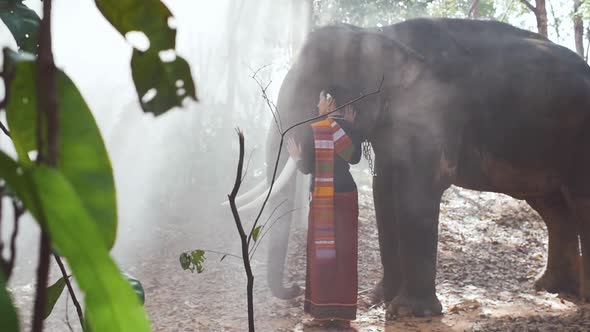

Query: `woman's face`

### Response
(317, 90, 334, 116)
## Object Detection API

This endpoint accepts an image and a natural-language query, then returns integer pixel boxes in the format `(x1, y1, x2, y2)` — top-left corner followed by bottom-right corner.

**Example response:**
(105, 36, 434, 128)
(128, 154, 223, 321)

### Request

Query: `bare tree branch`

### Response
(0, 186, 4, 276)
(249, 208, 298, 260)
(519, 0, 537, 13)
(0, 122, 10, 138)
(52, 254, 83, 329)
(202, 250, 242, 260)
(549, 0, 561, 41)
(250, 66, 283, 133)
(64, 293, 74, 332)
(247, 198, 288, 257)
(240, 149, 256, 183)
(227, 128, 255, 332)
(4, 200, 23, 279)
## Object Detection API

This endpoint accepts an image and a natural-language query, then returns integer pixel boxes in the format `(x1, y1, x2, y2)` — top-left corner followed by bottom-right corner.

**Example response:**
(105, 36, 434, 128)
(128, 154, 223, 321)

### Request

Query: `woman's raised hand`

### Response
(287, 137, 302, 161)
(344, 105, 357, 123)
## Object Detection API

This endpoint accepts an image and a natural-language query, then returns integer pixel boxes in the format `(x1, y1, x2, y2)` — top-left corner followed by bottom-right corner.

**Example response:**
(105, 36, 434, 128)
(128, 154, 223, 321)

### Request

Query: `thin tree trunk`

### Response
(535, 0, 548, 37)
(574, 0, 585, 57)
(468, 0, 480, 18)
(32, 0, 58, 330)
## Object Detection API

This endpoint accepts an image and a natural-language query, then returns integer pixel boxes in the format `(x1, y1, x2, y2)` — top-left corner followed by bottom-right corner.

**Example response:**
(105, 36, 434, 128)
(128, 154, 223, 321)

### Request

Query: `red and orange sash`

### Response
(310, 118, 355, 261)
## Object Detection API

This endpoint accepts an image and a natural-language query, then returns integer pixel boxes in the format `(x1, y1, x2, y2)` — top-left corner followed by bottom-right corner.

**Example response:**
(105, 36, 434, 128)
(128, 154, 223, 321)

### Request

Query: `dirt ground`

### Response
(10, 178, 590, 331)
(140, 183, 590, 331)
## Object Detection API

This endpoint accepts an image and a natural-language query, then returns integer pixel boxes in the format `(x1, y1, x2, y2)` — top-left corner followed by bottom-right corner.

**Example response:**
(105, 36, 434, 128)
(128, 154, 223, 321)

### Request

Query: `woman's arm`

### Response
(287, 126, 314, 174)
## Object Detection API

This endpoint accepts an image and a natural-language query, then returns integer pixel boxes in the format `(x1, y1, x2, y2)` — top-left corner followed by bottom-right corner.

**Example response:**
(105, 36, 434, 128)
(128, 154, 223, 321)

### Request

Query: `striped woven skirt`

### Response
(304, 191, 358, 321)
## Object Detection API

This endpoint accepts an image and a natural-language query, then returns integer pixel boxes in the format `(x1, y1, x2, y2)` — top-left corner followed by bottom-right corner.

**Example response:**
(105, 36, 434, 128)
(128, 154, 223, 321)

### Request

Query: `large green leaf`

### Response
(131, 49, 197, 116)
(2, 49, 38, 163)
(43, 276, 68, 320)
(94, 0, 198, 115)
(0, 270, 19, 332)
(0, 0, 40, 54)
(29, 166, 150, 332)
(94, 0, 175, 51)
(3, 49, 117, 250)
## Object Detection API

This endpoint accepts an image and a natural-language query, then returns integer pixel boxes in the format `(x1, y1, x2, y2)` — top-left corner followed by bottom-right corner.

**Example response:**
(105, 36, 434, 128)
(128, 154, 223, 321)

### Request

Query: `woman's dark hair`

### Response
(323, 85, 358, 106)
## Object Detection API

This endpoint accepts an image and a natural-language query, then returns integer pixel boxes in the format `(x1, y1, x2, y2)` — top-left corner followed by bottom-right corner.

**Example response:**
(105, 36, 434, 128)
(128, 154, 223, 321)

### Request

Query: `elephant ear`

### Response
(359, 31, 425, 89)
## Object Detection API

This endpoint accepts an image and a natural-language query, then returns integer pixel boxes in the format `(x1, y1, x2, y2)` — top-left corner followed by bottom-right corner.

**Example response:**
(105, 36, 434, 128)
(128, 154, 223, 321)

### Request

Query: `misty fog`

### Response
(0, 0, 314, 330)
(1, 0, 588, 331)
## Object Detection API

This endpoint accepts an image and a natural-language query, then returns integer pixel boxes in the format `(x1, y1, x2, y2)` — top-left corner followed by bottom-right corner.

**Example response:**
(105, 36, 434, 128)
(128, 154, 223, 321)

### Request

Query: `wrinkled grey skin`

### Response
(264, 17, 590, 318)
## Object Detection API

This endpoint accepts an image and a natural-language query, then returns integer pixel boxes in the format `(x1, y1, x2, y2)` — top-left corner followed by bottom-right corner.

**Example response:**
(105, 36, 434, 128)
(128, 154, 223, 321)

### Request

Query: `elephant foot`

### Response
(371, 279, 384, 303)
(371, 277, 399, 303)
(534, 270, 579, 295)
(271, 284, 303, 300)
(386, 293, 442, 319)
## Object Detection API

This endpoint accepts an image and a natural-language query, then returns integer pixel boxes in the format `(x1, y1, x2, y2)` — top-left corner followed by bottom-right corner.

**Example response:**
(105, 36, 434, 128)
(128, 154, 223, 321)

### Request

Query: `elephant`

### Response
(236, 17, 590, 318)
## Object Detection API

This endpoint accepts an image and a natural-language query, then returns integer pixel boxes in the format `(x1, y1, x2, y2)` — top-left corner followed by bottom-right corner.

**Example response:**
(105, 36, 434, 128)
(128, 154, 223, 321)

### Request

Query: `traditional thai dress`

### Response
(295, 116, 361, 321)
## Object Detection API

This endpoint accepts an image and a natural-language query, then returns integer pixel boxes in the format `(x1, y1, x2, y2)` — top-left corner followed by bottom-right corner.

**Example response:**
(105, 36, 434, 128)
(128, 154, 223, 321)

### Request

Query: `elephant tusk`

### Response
(221, 176, 269, 207)
(237, 158, 297, 212)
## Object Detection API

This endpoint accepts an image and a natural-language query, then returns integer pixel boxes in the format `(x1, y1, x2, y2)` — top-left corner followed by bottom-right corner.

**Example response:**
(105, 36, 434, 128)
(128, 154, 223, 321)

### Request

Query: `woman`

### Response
(287, 85, 362, 328)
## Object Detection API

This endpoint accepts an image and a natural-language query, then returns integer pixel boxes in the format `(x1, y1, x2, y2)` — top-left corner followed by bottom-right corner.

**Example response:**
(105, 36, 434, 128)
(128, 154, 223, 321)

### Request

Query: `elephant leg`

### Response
(386, 152, 445, 318)
(526, 194, 580, 295)
(372, 160, 401, 302)
(563, 137, 590, 300)
(562, 194, 590, 301)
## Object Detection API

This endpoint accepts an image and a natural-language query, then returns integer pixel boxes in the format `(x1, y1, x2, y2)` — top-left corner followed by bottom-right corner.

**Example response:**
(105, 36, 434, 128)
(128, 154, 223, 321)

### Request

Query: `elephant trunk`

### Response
(266, 179, 302, 299)
(264, 122, 303, 299)
(221, 178, 268, 207)
(236, 158, 296, 212)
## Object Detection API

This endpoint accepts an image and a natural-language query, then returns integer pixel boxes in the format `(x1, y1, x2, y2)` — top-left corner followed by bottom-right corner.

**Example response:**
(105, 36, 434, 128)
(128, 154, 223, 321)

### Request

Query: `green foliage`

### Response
(180, 250, 206, 273)
(31, 167, 151, 332)
(0, 0, 201, 330)
(2, 49, 38, 163)
(315, 0, 526, 26)
(96, 0, 198, 115)
(316, 0, 432, 26)
(0, 271, 19, 332)
(252, 225, 262, 242)
(4, 49, 118, 250)
(131, 49, 197, 115)
(577, 1, 590, 21)
(0, 150, 152, 332)
(95, 0, 175, 50)
(426, 0, 496, 18)
(0, 0, 39, 54)
(43, 276, 69, 320)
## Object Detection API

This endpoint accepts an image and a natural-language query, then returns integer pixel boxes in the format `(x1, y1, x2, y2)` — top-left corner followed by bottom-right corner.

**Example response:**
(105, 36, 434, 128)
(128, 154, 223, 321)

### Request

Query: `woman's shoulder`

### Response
(332, 117, 353, 129)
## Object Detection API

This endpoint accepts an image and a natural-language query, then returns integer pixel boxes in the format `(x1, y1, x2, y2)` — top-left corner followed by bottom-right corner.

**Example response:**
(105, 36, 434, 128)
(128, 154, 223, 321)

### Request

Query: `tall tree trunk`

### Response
(519, 0, 548, 37)
(535, 0, 548, 37)
(574, 0, 585, 57)
(468, 0, 480, 18)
